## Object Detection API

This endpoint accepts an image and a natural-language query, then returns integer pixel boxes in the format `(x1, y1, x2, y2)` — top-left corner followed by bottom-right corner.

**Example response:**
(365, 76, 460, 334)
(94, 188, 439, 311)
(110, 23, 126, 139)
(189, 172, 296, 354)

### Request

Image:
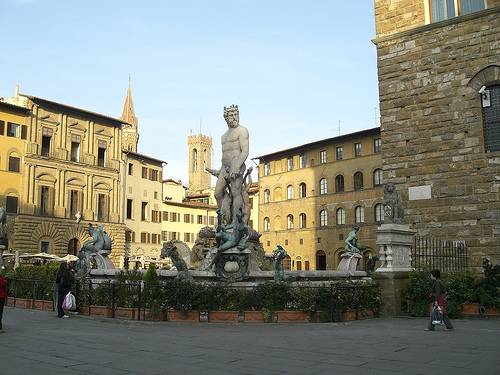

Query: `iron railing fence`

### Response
(6, 278, 380, 322)
(411, 236, 468, 273)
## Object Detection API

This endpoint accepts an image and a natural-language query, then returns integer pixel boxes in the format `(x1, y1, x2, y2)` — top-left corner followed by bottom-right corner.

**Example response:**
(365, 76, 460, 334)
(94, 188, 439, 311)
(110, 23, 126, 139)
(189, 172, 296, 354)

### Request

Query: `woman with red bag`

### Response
(425, 269, 454, 331)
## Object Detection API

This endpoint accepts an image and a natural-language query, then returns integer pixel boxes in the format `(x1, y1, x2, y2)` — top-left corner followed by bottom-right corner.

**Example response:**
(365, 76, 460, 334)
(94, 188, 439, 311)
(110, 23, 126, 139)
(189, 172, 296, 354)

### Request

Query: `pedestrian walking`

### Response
(0, 273, 6, 332)
(55, 262, 72, 318)
(425, 269, 453, 331)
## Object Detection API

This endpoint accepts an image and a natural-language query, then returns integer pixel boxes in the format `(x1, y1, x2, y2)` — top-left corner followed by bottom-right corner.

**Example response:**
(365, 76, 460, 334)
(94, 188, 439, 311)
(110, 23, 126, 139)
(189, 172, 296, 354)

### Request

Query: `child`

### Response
(426, 269, 454, 331)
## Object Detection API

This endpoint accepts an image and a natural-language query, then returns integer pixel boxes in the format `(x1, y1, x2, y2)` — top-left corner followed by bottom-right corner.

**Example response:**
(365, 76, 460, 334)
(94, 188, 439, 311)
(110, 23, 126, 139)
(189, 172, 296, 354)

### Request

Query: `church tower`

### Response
(120, 79, 139, 152)
(188, 133, 212, 193)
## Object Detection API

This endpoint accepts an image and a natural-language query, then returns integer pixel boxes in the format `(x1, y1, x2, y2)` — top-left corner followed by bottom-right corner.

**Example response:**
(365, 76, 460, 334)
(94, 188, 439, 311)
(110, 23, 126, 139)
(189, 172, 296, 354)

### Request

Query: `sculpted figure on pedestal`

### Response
(206, 105, 249, 225)
(384, 182, 405, 224)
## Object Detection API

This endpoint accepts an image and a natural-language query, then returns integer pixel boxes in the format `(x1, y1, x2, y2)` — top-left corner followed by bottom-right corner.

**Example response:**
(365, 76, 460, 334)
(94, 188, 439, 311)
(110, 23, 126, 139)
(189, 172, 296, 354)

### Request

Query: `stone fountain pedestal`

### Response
(214, 248, 251, 282)
(337, 253, 363, 275)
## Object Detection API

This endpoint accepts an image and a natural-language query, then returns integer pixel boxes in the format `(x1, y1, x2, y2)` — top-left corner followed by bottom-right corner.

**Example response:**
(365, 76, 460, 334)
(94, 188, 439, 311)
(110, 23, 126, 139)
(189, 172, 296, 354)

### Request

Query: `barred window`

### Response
(483, 85, 500, 152)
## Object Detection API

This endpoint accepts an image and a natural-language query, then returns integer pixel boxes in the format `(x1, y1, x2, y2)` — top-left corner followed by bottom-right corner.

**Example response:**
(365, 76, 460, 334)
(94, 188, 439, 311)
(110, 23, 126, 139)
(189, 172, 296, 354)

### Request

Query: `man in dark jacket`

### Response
(0, 273, 6, 332)
(56, 262, 72, 318)
(426, 269, 454, 331)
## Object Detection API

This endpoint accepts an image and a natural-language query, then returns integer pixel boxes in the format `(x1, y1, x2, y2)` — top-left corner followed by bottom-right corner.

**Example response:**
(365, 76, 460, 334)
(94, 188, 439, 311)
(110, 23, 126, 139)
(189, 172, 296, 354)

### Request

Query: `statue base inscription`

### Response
(375, 223, 416, 273)
(214, 248, 251, 282)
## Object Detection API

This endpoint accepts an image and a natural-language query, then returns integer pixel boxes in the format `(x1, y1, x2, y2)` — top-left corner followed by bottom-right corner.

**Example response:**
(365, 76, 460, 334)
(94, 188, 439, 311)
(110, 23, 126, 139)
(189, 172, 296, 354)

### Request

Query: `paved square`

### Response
(1, 307, 499, 375)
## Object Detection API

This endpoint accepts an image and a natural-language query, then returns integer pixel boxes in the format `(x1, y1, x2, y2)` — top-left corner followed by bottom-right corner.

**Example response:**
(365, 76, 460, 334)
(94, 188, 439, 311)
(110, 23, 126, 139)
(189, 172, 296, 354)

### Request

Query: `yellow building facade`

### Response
(255, 128, 383, 271)
(0, 101, 30, 222)
(3, 91, 127, 263)
(162, 179, 217, 248)
(123, 151, 165, 265)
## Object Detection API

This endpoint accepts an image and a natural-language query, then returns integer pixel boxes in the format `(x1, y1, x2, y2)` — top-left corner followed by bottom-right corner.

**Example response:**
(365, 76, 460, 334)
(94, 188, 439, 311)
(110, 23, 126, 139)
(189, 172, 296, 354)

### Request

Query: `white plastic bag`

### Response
(62, 292, 76, 311)
(431, 304, 443, 325)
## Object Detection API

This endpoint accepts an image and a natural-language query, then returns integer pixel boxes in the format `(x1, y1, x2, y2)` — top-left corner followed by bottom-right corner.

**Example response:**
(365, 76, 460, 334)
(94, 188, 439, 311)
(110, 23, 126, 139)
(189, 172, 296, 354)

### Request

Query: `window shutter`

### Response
(0, 121, 5, 136)
(21, 125, 27, 140)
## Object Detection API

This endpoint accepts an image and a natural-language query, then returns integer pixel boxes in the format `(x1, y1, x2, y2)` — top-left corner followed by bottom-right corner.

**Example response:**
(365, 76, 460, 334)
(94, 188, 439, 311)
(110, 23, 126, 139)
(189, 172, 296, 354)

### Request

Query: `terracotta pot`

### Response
(209, 311, 239, 322)
(341, 309, 357, 321)
(167, 310, 199, 322)
(14, 298, 32, 309)
(462, 303, 480, 316)
(483, 307, 500, 316)
(142, 309, 163, 321)
(79, 306, 90, 316)
(358, 309, 374, 320)
(276, 311, 310, 323)
(114, 307, 136, 320)
(244, 311, 265, 322)
(89, 305, 112, 317)
(43, 300, 54, 311)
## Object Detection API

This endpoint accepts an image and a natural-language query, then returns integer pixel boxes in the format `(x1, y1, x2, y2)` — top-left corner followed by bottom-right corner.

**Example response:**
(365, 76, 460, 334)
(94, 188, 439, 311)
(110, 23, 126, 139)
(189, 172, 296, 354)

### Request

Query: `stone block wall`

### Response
(375, 9, 500, 267)
(374, 0, 425, 38)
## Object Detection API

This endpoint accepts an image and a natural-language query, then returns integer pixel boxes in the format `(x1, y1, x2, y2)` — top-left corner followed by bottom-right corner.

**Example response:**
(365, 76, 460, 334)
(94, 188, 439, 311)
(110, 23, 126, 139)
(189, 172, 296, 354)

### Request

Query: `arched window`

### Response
(335, 175, 344, 192)
(374, 203, 384, 223)
(316, 250, 326, 270)
(264, 189, 270, 203)
(355, 206, 365, 223)
(299, 183, 307, 198)
(287, 214, 294, 229)
(263, 217, 270, 232)
(193, 149, 198, 172)
(320, 209, 328, 227)
(354, 172, 364, 191)
(299, 213, 306, 228)
(283, 255, 291, 271)
(336, 207, 346, 225)
(373, 169, 383, 186)
(287, 185, 294, 200)
(320, 178, 328, 195)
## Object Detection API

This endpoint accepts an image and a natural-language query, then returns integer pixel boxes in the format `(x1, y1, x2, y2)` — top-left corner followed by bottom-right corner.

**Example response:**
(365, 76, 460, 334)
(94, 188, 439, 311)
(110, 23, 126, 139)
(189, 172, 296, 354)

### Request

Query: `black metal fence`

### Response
(411, 236, 468, 273)
(6, 278, 381, 322)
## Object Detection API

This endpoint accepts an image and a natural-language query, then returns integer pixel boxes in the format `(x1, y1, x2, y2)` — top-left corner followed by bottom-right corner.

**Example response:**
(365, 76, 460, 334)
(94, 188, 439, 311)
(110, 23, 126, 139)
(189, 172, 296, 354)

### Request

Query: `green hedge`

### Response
(6, 263, 59, 300)
(403, 259, 500, 318)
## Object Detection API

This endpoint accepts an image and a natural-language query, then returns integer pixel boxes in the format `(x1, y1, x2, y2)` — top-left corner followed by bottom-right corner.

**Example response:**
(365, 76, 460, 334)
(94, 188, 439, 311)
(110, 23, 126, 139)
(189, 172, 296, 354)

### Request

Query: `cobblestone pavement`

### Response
(1, 307, 499, 375)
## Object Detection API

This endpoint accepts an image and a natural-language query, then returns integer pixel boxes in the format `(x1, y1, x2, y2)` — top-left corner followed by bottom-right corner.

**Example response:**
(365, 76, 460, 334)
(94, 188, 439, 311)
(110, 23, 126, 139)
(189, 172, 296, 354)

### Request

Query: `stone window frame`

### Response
(299, 213, 307, 228)
(319, 209, 328, 227)
(263, 217, 270, 232)
(468, 65, 500, 154)
(287, 185, 294, 200)
(319, 178, 328, 195)
(336, 207, 346, 225)
(263, 189, 270, 203)
(373, 169, 383, 186)
(374, 203, 384, 223)
(424, 0, 488, 24)
(299, 182, 307, 198)
(355, 206, 365, 224)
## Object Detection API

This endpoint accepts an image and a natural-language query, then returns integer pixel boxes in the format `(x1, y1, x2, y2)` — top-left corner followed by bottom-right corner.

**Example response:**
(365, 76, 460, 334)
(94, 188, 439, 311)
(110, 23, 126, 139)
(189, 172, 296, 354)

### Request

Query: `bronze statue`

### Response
(76, 223, 113, 275)
(161, 241, 191, 280)
(272, 245, 288, 282)
(344, 226, 366, 254)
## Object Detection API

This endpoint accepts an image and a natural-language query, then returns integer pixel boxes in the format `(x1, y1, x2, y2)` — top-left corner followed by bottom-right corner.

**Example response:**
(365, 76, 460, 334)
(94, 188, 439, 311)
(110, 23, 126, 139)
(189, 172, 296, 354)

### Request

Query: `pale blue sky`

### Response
(0, 0, 379, 183)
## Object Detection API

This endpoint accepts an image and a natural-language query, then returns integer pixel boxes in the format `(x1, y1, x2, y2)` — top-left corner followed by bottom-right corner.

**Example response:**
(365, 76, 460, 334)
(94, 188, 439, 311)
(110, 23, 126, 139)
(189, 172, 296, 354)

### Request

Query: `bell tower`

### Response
(188, 133, 212, 193)
(120, 78, 139, 152)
